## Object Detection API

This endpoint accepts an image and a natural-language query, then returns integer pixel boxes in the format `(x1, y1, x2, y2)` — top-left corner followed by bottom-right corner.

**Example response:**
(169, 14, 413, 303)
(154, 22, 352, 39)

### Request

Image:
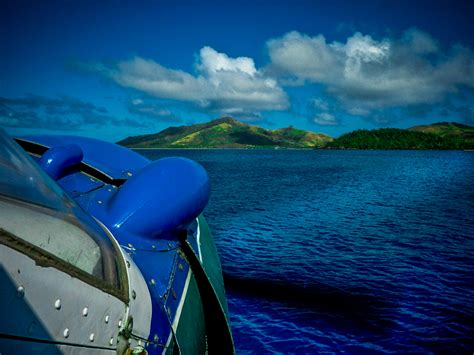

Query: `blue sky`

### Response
(1, 0, 473, 141)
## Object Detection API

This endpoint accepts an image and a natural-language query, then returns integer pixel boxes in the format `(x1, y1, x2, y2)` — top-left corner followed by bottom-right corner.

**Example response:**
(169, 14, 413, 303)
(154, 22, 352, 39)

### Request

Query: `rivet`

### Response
(150, 279, 156, 286)
(109, 337, 114, 346)
(127, 243, 133, 249)
(151, 244, 156, 249)
(105, 315, 109, 323)
(127, 172, 133, 176)
(118, 319, 122, 328)
(82, 307, 88, 317)
(54, 299, 61, 310)
(63, 328, 70, 338)
(108, 188, 112, 192)
(27, 321, 37, 334)
(153, 334, 159, 343)
(89, 333, 94, 342)
(178, 263, 184, 271)
(168, 242, 173, 248)
(132, 290, 136, 299)
(16, 285, 25, 298)
(97, 200, 103, 204)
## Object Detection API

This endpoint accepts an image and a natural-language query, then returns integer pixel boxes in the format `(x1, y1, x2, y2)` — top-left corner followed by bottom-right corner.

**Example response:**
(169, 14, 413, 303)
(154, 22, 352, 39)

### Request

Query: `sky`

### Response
(1, 0, 473, 141)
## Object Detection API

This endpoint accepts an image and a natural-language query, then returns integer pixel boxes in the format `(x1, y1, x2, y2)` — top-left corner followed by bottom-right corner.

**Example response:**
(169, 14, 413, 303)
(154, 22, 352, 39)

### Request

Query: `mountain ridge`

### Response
(118, 117, 332, 148)
(118, 118, 474, 150)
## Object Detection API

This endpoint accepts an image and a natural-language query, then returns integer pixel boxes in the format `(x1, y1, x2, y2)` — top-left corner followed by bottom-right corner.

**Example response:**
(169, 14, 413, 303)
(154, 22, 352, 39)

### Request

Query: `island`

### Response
(118, 117, 332, 149)
(118, 118, 474, 150)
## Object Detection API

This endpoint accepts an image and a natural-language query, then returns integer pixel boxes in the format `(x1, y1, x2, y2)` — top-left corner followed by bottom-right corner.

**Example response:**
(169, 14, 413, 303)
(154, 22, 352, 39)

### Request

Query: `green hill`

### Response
(408, 122, 474, 149)
(118, 117, 332, 148)
(119, 119, 474, 150)
(327, 122, 474, 150)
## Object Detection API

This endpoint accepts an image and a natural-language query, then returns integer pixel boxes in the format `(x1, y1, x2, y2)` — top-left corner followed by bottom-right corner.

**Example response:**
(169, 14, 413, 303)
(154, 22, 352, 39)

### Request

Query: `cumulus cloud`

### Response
(198, 47, 257, 75)
(72, 29, 473, 126)
(94, 47, 288, 116)
(267, 29, 474, 116)
(0, 95, 146, 130)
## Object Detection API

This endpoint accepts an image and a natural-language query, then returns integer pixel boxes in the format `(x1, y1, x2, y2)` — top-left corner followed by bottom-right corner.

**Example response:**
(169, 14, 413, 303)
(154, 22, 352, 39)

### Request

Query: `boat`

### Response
(0, 129, 234, 354)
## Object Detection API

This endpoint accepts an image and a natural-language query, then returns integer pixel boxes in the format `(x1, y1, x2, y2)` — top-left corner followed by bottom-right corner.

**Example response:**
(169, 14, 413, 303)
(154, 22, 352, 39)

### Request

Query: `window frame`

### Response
(0, 197, 129, 303)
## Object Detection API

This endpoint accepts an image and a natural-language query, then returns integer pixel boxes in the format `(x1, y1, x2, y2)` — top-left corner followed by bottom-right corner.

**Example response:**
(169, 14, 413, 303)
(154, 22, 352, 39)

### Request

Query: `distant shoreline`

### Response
(131, 147, 313, 150)
(131, 147, 471, 151)
(121, 120, 473, 151)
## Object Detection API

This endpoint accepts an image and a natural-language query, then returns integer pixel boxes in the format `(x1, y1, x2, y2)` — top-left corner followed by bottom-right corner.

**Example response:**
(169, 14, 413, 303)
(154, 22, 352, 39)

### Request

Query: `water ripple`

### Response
(142, 149, 474, 353)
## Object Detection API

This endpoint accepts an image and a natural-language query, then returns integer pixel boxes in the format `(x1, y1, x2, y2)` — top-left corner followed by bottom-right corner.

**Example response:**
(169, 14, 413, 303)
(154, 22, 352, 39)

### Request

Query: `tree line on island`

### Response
(327, 127, 473, 150)
(118, 117, 474, 150)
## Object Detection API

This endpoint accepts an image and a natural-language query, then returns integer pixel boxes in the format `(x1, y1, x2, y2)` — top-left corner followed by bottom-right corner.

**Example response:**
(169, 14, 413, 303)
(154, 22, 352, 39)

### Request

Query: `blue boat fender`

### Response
(98, 157, 211, 238)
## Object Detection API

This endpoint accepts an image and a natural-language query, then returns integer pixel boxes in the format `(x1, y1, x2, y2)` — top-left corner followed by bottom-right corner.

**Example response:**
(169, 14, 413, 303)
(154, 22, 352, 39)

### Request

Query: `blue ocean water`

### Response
(141, 149, 474, 354)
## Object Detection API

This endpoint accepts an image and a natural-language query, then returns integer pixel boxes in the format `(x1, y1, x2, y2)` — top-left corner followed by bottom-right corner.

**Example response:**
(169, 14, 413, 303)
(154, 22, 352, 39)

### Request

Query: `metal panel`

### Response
(0, 244, 126, 350)
(0, 337, 117, 354)
(96, 219, 153, 350)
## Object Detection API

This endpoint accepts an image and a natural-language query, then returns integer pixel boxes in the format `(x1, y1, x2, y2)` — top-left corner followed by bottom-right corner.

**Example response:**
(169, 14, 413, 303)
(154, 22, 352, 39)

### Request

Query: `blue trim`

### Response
(20, 135, 149, 179)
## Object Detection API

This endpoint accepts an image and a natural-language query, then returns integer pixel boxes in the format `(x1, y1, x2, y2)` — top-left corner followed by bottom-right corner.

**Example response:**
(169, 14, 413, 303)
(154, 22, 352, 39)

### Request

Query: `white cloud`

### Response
(82, 29, 474, 125)
(113, 58, 207, 102)
(267, 29, 474, 114)
(313, 112, 338, 126)
(103, 47, 288, 115)
(312, 98, 329, 111)
(198, 46, 257, 76)
(131, 98, 144, 105)
(267, 32, 342, 84)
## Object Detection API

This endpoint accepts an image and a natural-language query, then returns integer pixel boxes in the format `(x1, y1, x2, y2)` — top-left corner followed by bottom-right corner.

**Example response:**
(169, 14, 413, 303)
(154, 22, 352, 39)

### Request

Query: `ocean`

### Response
(140, 149, 474, 353)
